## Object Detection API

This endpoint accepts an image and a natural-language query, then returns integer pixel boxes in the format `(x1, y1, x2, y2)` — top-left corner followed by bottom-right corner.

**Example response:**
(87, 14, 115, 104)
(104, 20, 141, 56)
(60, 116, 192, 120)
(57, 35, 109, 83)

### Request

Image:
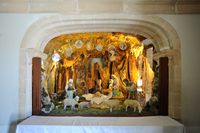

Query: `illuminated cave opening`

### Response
(40, 32, 157, 115)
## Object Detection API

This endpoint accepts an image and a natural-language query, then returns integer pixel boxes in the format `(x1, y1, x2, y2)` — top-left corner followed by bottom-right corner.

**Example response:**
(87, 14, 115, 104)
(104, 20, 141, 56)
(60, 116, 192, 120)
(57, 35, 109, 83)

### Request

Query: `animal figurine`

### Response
(78, 101, 91, 110)
(102, 99, 122, 112)
(123, 99, 142, 113)
(63, 96, 79, 110)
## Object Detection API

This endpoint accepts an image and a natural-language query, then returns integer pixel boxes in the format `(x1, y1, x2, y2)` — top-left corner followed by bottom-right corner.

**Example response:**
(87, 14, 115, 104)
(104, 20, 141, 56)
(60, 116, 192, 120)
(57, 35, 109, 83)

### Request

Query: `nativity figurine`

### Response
(65, 79, 76, 99)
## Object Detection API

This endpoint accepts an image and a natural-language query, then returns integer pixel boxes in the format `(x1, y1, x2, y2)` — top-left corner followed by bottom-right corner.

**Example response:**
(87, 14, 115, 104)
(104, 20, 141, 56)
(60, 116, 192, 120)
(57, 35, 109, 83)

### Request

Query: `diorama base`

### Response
(42, 107, 156, 116)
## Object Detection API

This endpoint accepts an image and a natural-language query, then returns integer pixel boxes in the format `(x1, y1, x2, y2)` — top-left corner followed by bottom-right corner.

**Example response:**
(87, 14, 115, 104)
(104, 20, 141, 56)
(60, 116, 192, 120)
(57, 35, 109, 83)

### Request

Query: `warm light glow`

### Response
(137, 87, 143, 92)
(130, 43, 144, 59)
(44, 32, 154, 101)
(137, 79, 143, 87)
(52, 53, 60, 62)
(50, 32, 144, 58)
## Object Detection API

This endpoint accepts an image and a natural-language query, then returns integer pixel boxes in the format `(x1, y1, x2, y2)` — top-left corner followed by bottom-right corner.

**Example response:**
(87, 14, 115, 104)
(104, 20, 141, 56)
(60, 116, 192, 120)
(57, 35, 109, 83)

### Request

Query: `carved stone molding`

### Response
(0, 0, 200, 14)
(19, 14, 181, 120)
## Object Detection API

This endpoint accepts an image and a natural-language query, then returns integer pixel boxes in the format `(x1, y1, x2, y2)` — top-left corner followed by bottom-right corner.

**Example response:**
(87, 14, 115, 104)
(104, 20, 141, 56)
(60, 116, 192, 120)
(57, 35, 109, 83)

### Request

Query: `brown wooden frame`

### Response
(158, 57, 169, 115)
(32, 57, 41, 115)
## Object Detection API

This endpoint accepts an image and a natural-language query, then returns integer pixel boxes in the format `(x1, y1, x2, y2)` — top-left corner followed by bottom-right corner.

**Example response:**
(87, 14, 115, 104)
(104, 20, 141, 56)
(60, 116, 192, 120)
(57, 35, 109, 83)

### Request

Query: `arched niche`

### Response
(19, 14, 181, 120)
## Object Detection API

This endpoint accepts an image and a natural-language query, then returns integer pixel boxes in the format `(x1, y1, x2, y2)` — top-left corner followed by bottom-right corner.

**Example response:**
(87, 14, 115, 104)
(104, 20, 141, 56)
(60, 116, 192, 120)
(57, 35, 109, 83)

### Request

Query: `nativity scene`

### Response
(40, 32, 158, 116)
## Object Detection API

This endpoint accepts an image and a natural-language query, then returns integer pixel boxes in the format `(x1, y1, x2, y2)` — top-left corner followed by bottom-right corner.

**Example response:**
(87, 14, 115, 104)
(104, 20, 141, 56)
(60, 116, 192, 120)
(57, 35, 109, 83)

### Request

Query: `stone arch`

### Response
(19, 14, 181, 120)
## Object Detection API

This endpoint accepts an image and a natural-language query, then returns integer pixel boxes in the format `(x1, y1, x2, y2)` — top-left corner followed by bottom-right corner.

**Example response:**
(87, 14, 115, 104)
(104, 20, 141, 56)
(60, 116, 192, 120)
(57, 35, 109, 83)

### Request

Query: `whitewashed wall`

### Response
(160, 15, 200, 133)
(0, 14, 199, 133)
(0, 14, 45, 133)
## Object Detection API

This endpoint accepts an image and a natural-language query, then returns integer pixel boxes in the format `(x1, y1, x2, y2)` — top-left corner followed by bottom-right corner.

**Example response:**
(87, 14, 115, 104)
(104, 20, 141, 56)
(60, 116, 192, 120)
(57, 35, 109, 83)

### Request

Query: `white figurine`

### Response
(65, 79, 76, 99)
(63, 96, 79, 110)
(78, 102, 91, 110)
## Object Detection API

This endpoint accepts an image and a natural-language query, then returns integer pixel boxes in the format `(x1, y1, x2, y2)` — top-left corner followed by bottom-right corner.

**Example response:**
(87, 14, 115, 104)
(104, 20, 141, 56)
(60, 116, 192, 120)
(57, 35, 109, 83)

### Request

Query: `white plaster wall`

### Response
(0, 14, 46, 133)
(160, 15, 200, 133)
(0, 14, 199, 133)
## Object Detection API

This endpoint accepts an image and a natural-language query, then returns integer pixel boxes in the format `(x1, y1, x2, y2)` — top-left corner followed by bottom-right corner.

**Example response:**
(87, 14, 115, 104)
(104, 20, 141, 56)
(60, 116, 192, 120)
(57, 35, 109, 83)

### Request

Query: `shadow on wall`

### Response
(8, 114, 18, 133)
(161, 125, 185, 133)
(185, 127, 200, 133)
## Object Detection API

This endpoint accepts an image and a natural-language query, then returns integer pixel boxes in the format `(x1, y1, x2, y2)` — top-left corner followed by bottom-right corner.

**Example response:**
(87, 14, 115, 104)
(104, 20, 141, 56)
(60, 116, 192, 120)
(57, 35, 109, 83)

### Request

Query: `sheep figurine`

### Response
(63, 96, 79, 110)
(102, 99, 122, 112)
(123, 99, 142, 113)
(78, 102, 91, 110)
